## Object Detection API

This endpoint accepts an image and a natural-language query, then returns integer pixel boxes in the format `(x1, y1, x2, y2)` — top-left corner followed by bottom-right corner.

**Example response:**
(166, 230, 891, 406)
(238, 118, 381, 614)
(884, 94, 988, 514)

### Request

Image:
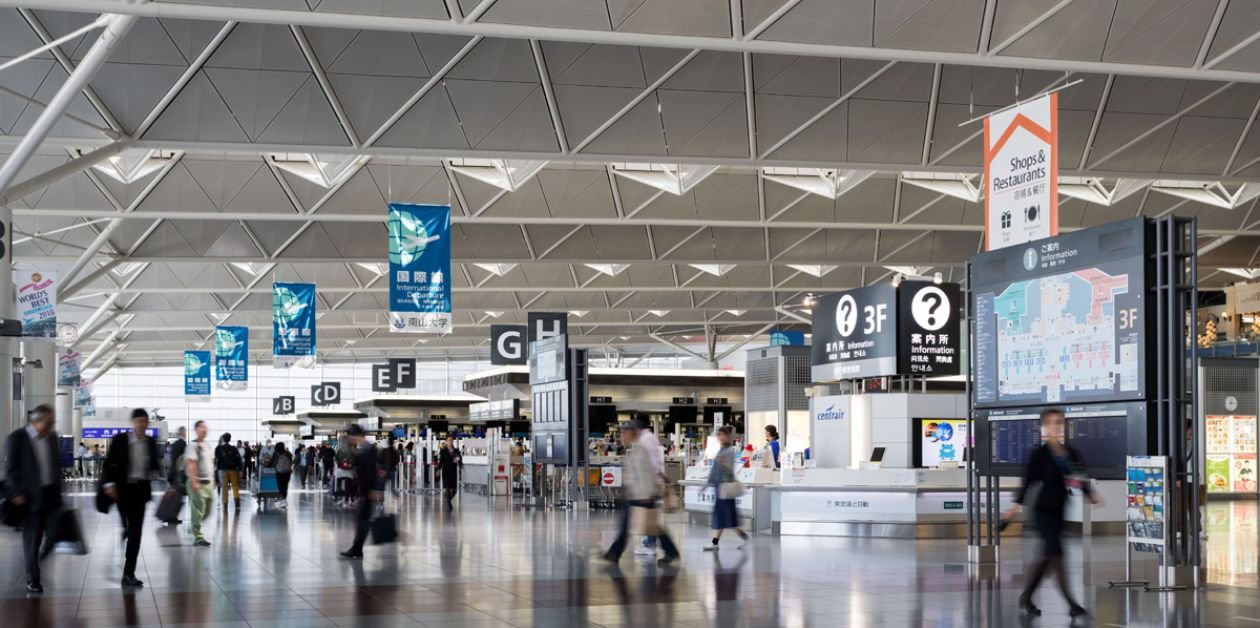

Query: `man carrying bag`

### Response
(602, 419, 680, 566)
(158, 427, 187, 525)
(3, 404, 64, 593)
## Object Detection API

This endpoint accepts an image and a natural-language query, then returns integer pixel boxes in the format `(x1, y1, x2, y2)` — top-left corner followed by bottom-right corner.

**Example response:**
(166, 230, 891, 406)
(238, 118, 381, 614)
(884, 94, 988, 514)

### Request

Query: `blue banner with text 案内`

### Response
(272, 282, 316, 367)
(387, 203, 452, 333)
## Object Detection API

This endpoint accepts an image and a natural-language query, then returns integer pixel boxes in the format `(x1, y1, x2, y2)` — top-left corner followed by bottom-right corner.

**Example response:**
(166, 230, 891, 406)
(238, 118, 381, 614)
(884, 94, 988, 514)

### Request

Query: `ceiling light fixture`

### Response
(1149, 180, 1260, 210)
(473, 263, 517, 276)
(647, 310, 669, 317)
(355, 262, 387, 276)
(610, 162, 718, 195)
(787, 264, 837, 278)
(229, 262, 269, 276)
(447, 158, 548, 192)
(761, 167, 876, 200)
(585, 263, 630, 277)
(724, 309, 746, 316)
(269, 153, 367, 188)
(569, 310, 589, 317)
(484, 311, 503, 318)
(900, 172, 982, 202)
(689, 263, 736, 277)
(1058, 177, 1149, 206)
(83, 148, 178, 184)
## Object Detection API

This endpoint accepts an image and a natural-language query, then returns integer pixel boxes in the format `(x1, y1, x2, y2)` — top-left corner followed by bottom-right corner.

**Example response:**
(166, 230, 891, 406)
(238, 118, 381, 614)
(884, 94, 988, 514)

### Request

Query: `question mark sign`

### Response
(835, 294, 858, 337)
(912, 287, 950, 331)
(924, 293, 943, 327)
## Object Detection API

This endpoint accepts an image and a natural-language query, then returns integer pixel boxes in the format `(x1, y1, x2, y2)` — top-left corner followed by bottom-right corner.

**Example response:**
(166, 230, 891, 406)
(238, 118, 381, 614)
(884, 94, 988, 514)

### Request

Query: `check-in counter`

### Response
(770, 468, 1019, 538)
(680, 467, 777, 531)
(461, 455, 490, 492)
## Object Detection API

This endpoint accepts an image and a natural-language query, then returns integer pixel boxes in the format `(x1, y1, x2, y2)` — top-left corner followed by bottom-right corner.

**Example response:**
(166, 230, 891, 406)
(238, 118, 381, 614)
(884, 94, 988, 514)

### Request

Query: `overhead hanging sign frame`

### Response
(214, 326, 249, 390)
(272, 282, 316, 368)
(984, 92, 1058, 251)
(387, 203, 452, 334)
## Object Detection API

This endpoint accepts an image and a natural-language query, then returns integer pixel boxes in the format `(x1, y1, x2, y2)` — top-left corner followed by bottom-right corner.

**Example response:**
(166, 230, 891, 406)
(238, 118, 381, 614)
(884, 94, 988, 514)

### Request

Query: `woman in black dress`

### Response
(1004, 407, 1100, 618)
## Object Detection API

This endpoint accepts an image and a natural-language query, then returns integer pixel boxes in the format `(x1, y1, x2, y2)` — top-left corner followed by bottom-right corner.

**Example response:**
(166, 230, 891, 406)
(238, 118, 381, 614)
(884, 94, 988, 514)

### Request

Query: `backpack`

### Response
(275, 453, 292, 473)
(219, 444, 242, 470)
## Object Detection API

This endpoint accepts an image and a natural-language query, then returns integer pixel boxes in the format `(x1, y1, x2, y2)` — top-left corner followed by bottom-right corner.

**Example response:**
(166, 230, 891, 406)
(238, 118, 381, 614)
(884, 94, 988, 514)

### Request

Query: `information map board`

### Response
(972, 218, 1147, 408)
(1125, 456, 1167, 554)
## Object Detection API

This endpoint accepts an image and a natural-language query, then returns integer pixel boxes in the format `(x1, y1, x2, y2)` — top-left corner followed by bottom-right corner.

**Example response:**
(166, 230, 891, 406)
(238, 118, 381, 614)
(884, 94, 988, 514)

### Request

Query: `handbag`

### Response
(662, 485, 680, 513)
(629, 504, 661, 536)
(94, 482, 113, 514)
(719, 481, 746, 500)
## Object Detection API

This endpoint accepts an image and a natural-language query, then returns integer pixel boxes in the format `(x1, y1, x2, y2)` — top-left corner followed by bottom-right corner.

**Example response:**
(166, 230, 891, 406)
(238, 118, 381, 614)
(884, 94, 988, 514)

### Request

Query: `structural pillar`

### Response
(72, 407, 83, 446)
(22, 340, 56, 415)
(0, 205, 14, 438)
(56, 385, 73, 438)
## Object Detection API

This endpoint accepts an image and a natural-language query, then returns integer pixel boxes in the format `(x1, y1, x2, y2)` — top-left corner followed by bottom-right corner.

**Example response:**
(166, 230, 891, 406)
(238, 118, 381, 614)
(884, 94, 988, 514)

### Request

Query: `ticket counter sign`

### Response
(984, 93, 1058, 251)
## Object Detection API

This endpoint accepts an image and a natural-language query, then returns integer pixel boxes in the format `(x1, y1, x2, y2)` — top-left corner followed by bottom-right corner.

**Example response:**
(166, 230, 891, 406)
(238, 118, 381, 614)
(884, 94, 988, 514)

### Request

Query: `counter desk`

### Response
(680, 467, 777, 532)
(770, 468, 1019, 539)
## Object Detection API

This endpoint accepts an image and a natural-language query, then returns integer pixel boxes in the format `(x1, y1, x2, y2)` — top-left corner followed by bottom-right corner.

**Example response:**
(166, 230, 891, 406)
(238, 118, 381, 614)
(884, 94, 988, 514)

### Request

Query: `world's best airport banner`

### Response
(387, 203, 452, 333)
(184, 350, 212, 398)
(16, 270, 56, 341)
(272, 282, 316, 368)
(214, 326, 248, 391)
(57, 350, 81, 387)
(984, 93, 1058, 251)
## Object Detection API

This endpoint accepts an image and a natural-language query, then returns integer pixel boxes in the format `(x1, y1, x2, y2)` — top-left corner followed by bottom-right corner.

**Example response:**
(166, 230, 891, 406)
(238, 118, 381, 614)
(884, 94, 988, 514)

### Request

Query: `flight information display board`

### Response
(977, 402, 1145, 480)
(972, 218, 1147, 407)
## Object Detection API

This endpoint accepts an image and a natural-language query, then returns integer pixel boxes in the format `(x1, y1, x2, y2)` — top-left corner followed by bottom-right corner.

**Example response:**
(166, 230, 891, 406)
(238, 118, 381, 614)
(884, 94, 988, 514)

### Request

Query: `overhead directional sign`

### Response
(372, 358, 416, 392)
(527, 312, 567, 353)
(811, 284, 898, 381)
(272, 396, 295, 415)
(310, 381, 341, 406)
(897, 281, 961, 376)
(490, 324, 527, 365)
(985, 93, 1058, 251)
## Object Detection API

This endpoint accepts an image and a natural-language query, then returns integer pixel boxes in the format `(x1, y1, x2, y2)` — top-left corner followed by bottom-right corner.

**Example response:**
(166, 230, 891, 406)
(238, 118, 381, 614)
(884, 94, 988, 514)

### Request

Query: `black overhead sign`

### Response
(372, 358, 416, 392)
(527, 312, 568, 353)
(272, 396, 295, 415)
(490, 324, 527, 365)
(897, 281, 961, 376)
(811, 282, 962, 381)
(310, 381, 341, 406)
(811, 284, 898, 381)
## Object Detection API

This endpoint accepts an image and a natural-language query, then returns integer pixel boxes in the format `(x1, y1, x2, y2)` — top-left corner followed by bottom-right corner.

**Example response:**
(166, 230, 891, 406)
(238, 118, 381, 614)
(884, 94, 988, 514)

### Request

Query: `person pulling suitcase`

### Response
(157, 427, 187, 525)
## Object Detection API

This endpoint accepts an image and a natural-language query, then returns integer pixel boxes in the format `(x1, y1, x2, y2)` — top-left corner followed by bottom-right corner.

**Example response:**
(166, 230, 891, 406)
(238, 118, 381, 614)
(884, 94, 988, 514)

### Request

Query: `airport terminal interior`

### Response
(7, 0, 1260, 626)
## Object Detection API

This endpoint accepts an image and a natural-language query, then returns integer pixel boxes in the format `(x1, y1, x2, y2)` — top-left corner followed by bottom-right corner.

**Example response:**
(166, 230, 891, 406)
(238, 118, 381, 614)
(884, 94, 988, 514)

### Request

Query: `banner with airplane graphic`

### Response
(387, 203, 452, 333)
(214, 326, 248, 390)
(184, 350, 211, 398)
(272, 282, 316, 368)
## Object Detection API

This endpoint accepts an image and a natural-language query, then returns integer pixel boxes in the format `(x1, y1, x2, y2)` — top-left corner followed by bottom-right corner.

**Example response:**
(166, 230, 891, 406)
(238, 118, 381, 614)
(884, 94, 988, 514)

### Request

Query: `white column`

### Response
(72, 407, 83, 445)
(56, 385, 73, 435)
(22, 340, 56, 414)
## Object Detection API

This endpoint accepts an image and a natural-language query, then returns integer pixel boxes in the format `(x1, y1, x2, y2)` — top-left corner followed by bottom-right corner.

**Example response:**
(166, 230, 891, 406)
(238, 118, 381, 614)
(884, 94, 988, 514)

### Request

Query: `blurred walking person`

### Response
(1004, 408, 1100, 618)
(439, 436, 462, 509)
(340, 425, 382, 559)
(102, 409, 160, 587)
(4, 405, 64, 593)
(184, 420, 215, 547)
(603, 419, 679, 565)
(705, 425, 751, 551)
(295, 444, 308, 488)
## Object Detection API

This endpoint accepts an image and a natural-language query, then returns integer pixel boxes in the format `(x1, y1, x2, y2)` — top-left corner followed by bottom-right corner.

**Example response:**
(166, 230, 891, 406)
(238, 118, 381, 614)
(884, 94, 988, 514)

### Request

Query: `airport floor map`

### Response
(1126, 456, 1166, 554)
(988, 269, 1139, 404)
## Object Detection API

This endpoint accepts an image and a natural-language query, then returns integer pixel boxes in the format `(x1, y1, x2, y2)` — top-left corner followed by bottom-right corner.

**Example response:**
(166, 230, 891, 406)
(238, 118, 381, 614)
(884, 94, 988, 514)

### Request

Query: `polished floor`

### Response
(2, 484, 1258, 627)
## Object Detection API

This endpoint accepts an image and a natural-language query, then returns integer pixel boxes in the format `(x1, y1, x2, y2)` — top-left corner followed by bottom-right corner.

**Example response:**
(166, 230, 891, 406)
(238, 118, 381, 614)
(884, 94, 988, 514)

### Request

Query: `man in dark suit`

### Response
(340, 425, 382, 559)
(103, 409, 160, 588)
(439, 436, 462, 509)
(3, 404, 63, 593)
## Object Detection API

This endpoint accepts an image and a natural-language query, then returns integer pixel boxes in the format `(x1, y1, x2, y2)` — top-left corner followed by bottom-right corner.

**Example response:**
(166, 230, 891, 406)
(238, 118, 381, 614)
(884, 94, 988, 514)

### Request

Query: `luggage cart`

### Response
(254, 467, 281, 512)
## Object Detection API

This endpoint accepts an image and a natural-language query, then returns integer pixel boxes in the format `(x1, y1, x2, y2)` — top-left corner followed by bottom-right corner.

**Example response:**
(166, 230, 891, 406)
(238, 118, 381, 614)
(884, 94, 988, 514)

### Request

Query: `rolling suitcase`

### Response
(156, 489, 182, 524)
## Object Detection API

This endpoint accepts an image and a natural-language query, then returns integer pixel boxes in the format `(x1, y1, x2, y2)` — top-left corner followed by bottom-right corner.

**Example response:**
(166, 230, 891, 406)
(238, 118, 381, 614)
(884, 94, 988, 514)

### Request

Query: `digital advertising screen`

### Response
(972, 218, 1147, 408)
(914, 418, 969, 467)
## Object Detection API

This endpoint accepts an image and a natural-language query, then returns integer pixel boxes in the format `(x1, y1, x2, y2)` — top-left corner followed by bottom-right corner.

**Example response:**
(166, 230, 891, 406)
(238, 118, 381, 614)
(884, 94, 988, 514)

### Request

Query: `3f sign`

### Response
(863, 304, 888, 334)
(1118, 308, 1138, 330)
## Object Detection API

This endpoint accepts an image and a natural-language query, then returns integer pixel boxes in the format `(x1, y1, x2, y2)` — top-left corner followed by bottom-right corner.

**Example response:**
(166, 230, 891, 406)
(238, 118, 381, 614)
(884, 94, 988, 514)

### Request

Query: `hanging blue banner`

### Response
(214, 326, 248, 390)
(770, 330, 806, 346)
(272, 282, 316, 367)
(74, 379, 91, 407)
(184, 350, 211, 397)
(387, 203, 452, 333)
